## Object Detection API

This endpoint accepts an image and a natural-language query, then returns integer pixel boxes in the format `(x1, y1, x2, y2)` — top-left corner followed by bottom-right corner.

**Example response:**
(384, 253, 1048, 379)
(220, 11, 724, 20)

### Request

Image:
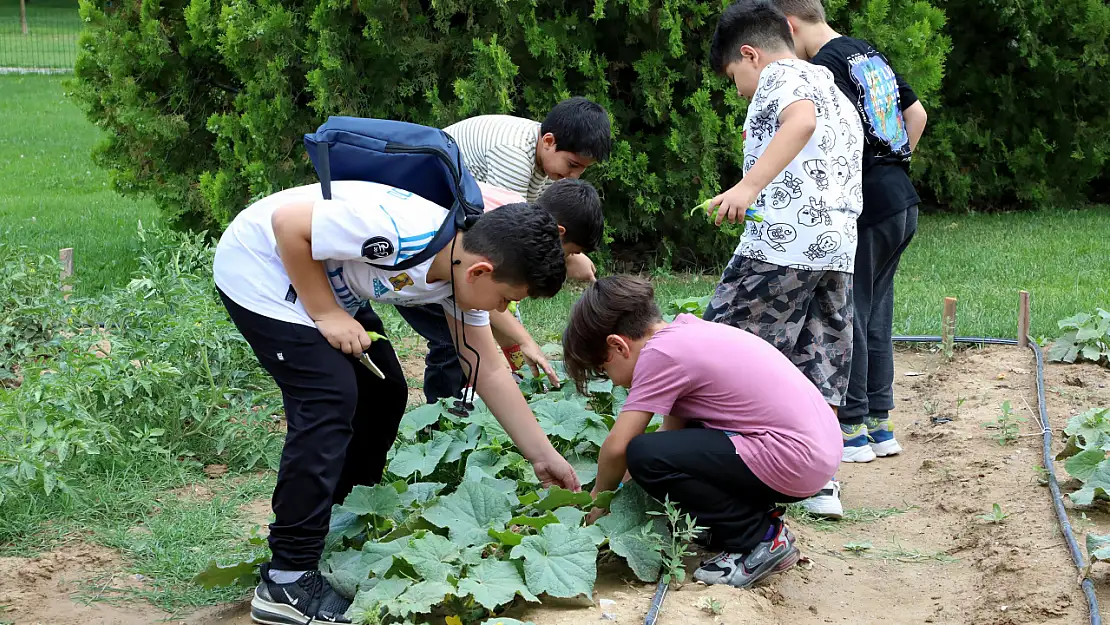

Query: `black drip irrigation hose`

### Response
(641, 334, 1102, 625)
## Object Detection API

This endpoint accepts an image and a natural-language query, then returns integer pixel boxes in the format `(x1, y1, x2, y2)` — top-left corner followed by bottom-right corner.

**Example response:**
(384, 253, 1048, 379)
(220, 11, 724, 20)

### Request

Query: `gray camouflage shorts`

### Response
(703, 256, 854, 406)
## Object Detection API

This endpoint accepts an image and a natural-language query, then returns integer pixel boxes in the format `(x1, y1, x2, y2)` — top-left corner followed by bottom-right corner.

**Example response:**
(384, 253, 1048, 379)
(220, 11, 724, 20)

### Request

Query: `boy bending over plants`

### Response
(563, 276, 840, 588)
(213, 180, 580, 624)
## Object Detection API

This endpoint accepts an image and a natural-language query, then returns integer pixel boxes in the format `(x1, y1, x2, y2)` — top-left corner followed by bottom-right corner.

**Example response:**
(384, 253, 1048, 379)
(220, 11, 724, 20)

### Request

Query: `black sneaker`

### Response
(251, 563, 352, 624)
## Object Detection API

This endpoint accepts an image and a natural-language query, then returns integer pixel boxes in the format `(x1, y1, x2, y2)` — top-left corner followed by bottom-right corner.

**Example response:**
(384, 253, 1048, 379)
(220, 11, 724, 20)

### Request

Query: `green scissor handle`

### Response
(691, 199, 764, 223)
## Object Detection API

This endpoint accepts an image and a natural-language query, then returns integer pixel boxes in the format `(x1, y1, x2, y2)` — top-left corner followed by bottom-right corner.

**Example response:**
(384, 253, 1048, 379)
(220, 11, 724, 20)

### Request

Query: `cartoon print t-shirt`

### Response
(737, 58, 864, 273)
(213, 180, 489, 328)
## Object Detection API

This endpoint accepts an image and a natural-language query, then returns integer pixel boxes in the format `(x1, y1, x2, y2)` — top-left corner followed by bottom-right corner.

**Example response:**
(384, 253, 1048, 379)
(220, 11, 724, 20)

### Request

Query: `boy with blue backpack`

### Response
(213, 120, 581, 624)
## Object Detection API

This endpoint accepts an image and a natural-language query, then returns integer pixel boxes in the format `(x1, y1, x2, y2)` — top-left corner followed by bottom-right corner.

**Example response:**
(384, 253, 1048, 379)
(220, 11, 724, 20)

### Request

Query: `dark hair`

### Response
(534, 179, 604, 252)
(709, 0, 796, 73)
(769, 0, 826, 23)
(462, 203, 567, 298)
(541, 97, 612, 162)
(562, 276, 661, 395)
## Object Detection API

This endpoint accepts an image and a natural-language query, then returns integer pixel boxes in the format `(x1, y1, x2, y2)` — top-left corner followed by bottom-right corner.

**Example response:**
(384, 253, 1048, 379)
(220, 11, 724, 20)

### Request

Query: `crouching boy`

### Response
(563, 276, 840, 588)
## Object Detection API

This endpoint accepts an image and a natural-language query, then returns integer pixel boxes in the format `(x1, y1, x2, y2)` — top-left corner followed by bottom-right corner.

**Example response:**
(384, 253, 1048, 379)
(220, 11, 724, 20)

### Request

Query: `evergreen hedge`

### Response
(71, 0, 955, 265)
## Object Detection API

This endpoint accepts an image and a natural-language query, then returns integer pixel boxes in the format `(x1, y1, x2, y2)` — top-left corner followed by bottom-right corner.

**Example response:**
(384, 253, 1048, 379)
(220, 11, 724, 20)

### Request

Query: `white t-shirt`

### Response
(213, 180, 489, 328)
(737, 59, 864, 273)
(443, 115, 552, 203)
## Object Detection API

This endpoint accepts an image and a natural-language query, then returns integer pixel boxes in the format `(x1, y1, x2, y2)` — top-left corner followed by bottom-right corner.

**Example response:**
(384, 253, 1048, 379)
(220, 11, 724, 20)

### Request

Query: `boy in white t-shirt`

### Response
(213, 181, 578, 624)
(701, 0, 864, 516)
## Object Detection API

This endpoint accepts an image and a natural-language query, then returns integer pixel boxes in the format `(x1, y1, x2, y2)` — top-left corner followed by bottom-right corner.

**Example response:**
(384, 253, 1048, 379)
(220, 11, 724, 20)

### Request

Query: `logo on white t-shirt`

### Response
(361, 236, 395, 260)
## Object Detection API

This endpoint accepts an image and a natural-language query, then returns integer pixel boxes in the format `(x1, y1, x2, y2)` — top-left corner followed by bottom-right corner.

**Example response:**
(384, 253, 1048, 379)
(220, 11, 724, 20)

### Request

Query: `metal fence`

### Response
(0, 1, 81, 73)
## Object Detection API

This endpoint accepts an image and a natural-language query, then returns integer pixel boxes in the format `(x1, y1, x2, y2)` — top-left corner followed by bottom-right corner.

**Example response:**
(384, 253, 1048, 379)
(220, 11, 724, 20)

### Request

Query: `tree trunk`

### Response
(20, 0, 29, 35)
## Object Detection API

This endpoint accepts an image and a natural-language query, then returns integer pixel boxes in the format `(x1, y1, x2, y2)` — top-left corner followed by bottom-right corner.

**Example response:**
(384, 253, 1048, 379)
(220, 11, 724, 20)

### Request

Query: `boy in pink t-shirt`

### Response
(563, 276, 841, 588)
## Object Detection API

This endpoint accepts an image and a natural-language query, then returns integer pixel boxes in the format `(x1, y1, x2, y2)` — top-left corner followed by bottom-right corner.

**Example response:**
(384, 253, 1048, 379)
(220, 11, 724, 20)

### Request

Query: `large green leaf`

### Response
(398, 533, 463, 583)
(422, 480, 514, 546)
(348, 577, 412, 623)
(397, 482, 447, 508)
(1065, 408, 1110, 451)
(397, 402, 451, 439)
(389, 431, 453, 478)
(568, 453, 599, 487)
(325, 504, 365, 552)
(444, 424, 483, 463)
(1088, 533, 1110, 563)
(192, 554, 266, 588)
(340, 483, 402, 517)
(458, 558, 538, 610)
(534, 400, 591, 442)
(510, 523, 599, 598)
(392, 580, 455, 617)
(534, 485, 594, 511)
(320, 548, 373, 599)
(362, 538, 407, 576)
(466, 399, 507, 440)
(595, 482, 667, 582)
(1066, 448, 1107, 482)
(1070, 457, 1110, 505)
(552, 506, 587, 526)
(465, 448, 520, 478)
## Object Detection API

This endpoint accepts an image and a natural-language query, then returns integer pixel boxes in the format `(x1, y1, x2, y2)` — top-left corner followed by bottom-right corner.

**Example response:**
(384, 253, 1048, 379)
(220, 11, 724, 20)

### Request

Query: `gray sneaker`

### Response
(693, 521, 800, 588)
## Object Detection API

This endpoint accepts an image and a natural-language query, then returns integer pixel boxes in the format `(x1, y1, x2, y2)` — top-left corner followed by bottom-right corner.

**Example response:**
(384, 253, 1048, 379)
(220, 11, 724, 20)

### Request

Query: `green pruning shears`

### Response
(691, 199, 764, 223)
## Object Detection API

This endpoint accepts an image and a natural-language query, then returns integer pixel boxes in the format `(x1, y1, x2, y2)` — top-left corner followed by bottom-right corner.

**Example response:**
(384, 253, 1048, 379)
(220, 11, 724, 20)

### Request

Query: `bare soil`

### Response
(2, 347, 1105, 625)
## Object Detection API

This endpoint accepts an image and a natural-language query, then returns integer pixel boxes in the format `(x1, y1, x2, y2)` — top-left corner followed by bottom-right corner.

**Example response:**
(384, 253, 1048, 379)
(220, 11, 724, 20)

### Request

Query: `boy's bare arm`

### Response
(593, 409, 654, 496)
(488, 309, 560, 385)
(271, 202, 372, 355)
(903, 101, 928, 152)
(710, 100, 818, 225)
(447, 320, 580, 491)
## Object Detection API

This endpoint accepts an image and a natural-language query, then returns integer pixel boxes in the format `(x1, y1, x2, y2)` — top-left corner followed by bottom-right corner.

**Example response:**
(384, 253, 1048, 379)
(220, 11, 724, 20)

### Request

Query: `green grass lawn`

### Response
(0, 74, 160, 294)
(0, 0, 80, 68)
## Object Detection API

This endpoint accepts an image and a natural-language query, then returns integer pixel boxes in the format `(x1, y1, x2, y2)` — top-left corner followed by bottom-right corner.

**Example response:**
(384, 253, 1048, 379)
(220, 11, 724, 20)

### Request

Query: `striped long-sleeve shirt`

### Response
(443, 115, 552, 203)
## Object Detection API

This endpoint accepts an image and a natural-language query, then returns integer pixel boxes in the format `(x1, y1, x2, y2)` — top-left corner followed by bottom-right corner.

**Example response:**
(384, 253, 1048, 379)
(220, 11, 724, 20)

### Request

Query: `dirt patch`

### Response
(2, 348, 1099, 625)
(0, 544, 166, 625)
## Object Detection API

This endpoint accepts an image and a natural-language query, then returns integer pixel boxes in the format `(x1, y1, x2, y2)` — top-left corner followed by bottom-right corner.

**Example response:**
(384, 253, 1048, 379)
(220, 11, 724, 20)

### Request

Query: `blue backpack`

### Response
(303, 116, 485, 271)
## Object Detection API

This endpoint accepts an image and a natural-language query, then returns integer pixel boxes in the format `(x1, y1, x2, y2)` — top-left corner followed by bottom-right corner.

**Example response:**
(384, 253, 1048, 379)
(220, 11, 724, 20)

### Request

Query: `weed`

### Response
(979, 503, 1010, 524)
(982, 401, 1024, 445)
(649, 495, 706, 587)
(843, 541, 872, 554)
(698, 597, 724, 615)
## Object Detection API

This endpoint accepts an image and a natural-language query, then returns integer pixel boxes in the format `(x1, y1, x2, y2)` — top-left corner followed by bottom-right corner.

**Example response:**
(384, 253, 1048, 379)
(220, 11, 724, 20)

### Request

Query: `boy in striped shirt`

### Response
(399, 97, 613, 403)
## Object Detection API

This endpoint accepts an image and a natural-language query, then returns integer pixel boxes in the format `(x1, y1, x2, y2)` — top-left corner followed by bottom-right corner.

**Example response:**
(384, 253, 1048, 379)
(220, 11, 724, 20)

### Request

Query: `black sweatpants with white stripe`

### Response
(218, 288, 408, 570)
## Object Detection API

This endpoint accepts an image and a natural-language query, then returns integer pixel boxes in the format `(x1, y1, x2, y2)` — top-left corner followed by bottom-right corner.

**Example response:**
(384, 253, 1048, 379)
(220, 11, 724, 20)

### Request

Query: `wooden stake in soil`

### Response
(59, 247, 74, 299)
(1018, 290, 1031, 348)
(942, 297, 957, 358)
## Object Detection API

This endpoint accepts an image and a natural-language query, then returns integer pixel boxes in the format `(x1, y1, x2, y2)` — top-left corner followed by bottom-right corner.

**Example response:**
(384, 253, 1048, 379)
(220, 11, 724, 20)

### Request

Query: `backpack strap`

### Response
(317, 144, 332, 201)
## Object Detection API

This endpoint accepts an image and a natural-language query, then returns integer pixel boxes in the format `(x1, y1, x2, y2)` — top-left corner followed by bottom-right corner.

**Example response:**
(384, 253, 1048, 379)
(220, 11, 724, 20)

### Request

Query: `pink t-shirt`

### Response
(622, 314, 841, 497)
(477, 181, 526, 212)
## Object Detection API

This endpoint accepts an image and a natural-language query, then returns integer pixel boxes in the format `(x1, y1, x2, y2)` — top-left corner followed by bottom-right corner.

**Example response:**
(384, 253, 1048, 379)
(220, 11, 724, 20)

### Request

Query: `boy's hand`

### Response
(316, 311, 372, 355)
(565, 253, 597, 282)
(521, 340, 561, 387)
(585, 506, 608, 525)
(532, 452, 581, 492)
(709, 183, 759, 226)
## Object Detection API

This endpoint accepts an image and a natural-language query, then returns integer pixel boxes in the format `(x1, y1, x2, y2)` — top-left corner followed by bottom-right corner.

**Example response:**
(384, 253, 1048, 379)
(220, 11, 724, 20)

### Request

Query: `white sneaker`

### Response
(842, 443, 877, 463)
(798, 479, 843, 519)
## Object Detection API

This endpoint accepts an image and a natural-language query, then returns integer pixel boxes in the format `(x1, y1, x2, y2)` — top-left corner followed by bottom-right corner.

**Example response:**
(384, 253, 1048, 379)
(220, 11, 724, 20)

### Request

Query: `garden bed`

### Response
(2, 346, 1104, 625)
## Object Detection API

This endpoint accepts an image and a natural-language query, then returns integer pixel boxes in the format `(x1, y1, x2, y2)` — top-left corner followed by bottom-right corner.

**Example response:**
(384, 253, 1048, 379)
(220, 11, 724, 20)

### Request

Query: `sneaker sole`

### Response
(251, 597, 346, 625)
(842, 444, 877, 463)
(799, 496, 843, 519)
(871, 438, 903, 457)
